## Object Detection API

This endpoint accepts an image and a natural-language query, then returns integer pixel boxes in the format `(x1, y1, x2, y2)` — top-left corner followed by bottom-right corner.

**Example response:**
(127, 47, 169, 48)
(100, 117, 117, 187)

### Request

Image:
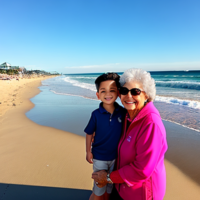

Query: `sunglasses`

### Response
(119, 87, 144, 96)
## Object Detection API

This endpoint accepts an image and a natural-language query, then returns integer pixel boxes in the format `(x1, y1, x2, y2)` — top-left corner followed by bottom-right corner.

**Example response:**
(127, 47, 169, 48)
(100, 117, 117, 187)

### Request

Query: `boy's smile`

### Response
(96, 80, 118, 105)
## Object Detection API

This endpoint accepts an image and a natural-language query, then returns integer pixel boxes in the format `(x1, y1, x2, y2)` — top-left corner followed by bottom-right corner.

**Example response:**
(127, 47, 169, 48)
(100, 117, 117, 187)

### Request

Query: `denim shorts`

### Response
(93, 159, 115, 196)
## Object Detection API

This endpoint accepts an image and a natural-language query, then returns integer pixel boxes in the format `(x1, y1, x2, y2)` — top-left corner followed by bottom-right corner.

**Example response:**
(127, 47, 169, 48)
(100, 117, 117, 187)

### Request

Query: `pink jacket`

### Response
(116, 102, 168, 200)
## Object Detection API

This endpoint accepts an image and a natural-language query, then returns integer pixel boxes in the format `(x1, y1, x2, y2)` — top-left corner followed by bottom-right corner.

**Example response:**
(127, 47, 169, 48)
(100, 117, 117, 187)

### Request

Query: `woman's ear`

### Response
(145, 94, 149, 102)
(96, 92, 100, 99)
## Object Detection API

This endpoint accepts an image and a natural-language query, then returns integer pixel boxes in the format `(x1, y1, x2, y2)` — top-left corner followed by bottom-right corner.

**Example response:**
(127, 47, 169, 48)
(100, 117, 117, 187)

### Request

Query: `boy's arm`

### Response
(86, 133, 94, 164)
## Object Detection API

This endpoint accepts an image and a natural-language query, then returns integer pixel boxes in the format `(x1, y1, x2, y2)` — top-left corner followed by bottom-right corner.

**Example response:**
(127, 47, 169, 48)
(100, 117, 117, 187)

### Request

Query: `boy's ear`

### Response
(96, 92, 100, 99)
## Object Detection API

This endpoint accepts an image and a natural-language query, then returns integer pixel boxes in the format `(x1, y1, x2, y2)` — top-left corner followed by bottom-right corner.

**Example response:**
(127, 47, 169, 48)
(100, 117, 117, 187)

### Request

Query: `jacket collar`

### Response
(126, 102, 160, 123)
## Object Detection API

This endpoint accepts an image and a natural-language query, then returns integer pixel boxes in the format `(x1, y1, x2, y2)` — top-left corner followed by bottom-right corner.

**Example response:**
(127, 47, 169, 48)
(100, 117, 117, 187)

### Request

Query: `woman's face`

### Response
(120, 81, 147, 111)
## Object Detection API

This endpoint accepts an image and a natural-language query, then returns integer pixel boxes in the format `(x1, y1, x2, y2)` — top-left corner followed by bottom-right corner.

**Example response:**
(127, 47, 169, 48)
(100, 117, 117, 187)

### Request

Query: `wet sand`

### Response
(0, 78, 200, 199)
(163, 121, 200, 199)
(155, 101, 200, 132)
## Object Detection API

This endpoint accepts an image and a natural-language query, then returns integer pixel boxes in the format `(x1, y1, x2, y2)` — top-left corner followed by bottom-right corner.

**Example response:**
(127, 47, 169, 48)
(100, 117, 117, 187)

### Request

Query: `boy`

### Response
(84, 73, 126, 200)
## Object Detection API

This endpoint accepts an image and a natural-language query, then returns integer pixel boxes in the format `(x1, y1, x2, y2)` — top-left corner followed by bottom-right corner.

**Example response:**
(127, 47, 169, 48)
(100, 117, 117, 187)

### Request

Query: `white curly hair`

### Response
(119, 68, 156, 102)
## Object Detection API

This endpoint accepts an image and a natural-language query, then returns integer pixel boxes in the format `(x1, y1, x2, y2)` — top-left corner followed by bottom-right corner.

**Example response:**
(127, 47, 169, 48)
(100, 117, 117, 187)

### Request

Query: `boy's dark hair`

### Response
(95, 72, 120, 92)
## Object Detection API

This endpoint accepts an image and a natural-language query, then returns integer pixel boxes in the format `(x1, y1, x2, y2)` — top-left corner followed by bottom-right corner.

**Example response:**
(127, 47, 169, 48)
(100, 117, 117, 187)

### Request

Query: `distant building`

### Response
(50, 71, 60, 75)
(0, 62, 56, 75)
(0, 62, 19, 70)
(0, 62, 11, 69)
(26, 70, 51, 75)
(19, 67, 27, 74)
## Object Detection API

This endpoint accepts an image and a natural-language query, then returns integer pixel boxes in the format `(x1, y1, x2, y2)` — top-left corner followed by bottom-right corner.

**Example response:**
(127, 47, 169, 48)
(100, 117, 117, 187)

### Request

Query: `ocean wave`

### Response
(152, 75, 200, 78)
(155, 96, 200, 109)
(155, 81, 200, 90)
(63, 77, 96, 91)
(50, 90, 98, 101)
(66, 76, 96, 79)
(50, 90, 200, 132)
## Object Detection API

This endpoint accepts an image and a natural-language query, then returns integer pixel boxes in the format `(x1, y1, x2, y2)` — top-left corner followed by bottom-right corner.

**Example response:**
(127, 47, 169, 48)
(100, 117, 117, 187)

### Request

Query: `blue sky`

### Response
(0, 0, 199, 73)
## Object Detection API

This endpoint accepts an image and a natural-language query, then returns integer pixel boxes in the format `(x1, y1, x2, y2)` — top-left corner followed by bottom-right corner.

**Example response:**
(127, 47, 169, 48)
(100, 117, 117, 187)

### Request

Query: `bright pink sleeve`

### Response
(110, 170, 124, 183)
(118, 122, 164, 186)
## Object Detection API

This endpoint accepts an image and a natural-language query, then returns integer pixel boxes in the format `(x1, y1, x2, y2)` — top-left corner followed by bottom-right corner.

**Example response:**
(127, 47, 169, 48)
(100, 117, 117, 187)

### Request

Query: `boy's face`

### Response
(96, 80, 118, 105)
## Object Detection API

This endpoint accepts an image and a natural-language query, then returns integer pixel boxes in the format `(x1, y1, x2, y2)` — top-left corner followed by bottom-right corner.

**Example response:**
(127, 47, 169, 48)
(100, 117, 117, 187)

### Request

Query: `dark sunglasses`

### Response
(119, 87, 144, 96)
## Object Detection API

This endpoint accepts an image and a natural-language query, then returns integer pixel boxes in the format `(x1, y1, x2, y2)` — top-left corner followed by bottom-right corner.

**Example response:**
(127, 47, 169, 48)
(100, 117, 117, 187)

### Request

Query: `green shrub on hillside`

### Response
(0, 69, 19, 75)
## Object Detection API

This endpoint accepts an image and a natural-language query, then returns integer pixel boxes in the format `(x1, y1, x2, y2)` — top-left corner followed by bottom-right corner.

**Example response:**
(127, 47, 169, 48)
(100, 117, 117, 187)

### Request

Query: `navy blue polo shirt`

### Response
(84, 102, 126, 161)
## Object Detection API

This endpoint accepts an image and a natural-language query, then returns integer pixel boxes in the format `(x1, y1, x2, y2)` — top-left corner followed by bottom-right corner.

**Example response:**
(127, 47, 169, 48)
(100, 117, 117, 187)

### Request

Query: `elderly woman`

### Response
(92, 68, 168, 200)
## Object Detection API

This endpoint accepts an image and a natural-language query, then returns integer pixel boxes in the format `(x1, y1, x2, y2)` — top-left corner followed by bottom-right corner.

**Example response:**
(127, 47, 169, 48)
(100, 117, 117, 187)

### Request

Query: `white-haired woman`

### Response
(92, 68, 168, 200)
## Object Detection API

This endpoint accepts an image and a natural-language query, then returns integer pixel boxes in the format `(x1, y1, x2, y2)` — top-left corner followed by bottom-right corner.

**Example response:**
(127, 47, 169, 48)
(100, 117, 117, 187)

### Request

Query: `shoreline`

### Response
(41, 88, 200, 132)
(0, 76, 58, 117)
(0, 78, 200, 199)
(163, 118, 200, 133)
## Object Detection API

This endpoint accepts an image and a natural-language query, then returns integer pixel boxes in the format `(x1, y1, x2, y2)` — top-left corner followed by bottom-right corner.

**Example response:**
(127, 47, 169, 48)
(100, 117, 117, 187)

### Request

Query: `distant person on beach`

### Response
(84, 73, 126, 200)
(92, 68, 168, 200)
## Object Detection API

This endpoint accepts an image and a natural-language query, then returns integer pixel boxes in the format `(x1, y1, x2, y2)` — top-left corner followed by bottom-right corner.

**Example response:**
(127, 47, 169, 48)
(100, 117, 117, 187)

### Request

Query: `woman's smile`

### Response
(124, 100, 136, 104)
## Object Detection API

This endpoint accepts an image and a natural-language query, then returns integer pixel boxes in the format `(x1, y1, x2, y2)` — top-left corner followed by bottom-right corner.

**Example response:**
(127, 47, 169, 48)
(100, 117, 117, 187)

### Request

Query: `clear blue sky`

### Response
(0, 0, 199, 73)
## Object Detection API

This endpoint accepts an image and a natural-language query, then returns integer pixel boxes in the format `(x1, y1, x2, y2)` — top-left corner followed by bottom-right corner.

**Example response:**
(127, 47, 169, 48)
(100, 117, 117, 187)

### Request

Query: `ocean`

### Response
(26, 70, 200, 133)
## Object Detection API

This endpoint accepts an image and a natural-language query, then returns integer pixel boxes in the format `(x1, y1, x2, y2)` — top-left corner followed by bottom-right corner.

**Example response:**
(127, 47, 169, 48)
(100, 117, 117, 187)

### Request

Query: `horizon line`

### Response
(63, 69, 200, 75)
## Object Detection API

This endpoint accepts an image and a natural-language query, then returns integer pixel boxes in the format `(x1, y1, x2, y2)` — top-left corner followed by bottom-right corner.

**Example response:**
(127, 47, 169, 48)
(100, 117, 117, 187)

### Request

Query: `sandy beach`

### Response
(0, 77, 93, 197)
(0, 77, 200, 199)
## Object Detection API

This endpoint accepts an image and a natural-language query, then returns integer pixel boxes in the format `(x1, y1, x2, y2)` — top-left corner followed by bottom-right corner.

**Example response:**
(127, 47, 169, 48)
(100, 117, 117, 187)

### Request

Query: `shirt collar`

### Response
(99, 102, 120, 114)
(126, 113, 133, 122)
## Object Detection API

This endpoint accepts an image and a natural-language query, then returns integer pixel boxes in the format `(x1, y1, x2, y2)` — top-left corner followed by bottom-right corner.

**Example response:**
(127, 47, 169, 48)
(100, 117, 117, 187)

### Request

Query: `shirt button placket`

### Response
(110, 114, 113, 123)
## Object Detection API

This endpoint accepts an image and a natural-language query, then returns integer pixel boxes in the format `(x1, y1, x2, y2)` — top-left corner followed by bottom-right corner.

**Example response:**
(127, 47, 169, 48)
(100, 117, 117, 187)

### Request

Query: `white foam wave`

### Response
(50, 90, 99, 101)
(51, 90, 200, 133)
(155, 96, 200, 109)
(68, 76, 96, 79)
(63, 77, 96, 91)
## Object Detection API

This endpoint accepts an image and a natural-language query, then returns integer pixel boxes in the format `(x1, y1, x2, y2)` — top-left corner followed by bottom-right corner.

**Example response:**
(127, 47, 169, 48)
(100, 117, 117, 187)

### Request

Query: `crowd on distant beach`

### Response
(0, 73, 50, 81)
(0, 74, 19, 81)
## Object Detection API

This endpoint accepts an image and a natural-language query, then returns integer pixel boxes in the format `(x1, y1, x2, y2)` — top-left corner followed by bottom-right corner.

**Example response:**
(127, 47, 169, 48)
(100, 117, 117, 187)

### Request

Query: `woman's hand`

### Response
(92, 170, 108, 188)
(86, 152, 93, 164)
